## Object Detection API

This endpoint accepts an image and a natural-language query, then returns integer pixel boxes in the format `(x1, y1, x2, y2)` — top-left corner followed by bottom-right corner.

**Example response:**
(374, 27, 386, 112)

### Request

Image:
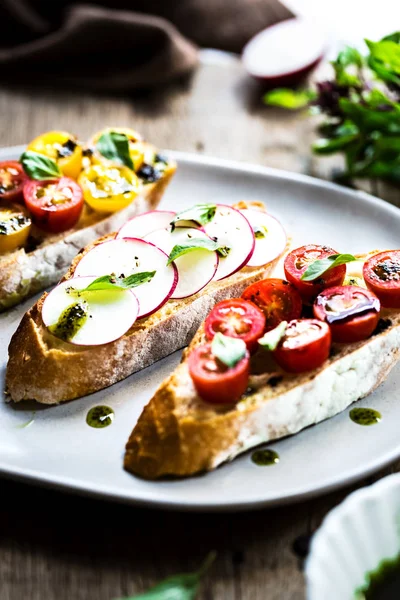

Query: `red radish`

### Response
(242, 18, 325, 87)
(74, 238, 178, 319)
(42, 276, 140, 346)
(240, 209, 287, 267)
(144, 227, 219, 299)
(116, 210, 176, 240)
(203, 205, 255, 280)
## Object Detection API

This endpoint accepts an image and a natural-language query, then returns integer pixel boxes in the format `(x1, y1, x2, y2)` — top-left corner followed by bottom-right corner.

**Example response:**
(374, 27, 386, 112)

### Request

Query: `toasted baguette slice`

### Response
(124, 313, 400, 480)
(6, 203, 283, 404)
(0, 148, 176, 311)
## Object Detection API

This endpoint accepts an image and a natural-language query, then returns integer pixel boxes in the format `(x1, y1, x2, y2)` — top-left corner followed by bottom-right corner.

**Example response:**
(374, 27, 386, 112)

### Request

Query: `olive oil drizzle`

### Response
(251, 449, 280, 466)
(86, 406, 114, 428)
(49, 301, 88, 342)
(350, 407, 381, 426)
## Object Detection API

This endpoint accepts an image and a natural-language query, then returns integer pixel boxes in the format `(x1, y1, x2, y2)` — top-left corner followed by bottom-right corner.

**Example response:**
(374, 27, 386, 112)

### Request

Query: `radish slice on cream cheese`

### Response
(240, 209, 287, 267)
(203, 205, 255, 280)
(116, 210, 176, 240)
(42, 276, 139, 346)
(74, 238, 178, 318)
(144, 227, 219, 299)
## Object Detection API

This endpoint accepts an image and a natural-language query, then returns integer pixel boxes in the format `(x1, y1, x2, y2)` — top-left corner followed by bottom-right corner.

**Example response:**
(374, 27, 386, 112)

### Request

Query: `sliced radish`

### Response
(144, 227, 219, 299)
(203, 205, 255, 280)
(74, 238, 178, 318)
(242, 18, 325, 87)
(116, 210, 176, 240)
(240, 209, 287, 267)
(42, 276, 139, 346)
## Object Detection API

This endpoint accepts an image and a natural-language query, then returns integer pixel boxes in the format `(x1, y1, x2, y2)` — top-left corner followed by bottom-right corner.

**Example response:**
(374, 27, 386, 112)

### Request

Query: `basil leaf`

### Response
(20, 151, 61, 180)
(211, 333, 246, 368)
(96, 131, 134, 170)
(170, 204, 216, 230)
(301, 254, 357, 281)
(167, 238, 227, 265)
(70, 272, 155, 294)
(118, 552, 215, 600)
(258, 321, 287, 351)
(263, 88, 316, 109)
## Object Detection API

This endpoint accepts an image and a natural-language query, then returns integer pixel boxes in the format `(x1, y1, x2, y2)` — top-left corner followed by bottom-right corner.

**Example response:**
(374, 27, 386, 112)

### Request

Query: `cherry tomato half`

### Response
(363, 250, 400, 308)
(273, 319, 331, 373)
(0, 161, 28, 203)
(78, 164, 140, 213)
(284, 244, 346, 303)
(188, 343, 250, 404)
(242, 278, 302, 331)
(0, 205, 31, 253)
(204, 298, 266, 353)
(313, 285, 380, 343)
(27, 131, 83, 180)
(23, 177, 84, 233)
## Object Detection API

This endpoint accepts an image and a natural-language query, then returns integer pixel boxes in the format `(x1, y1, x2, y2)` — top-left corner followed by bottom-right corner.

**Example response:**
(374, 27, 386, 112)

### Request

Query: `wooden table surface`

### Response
(0, 55, 399, 600)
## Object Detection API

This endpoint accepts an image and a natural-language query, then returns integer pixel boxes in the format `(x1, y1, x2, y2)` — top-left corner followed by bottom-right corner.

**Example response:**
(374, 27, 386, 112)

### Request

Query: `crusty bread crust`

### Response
(6, 203, 282, 404)
(0, 158, 176, 311)
(124, 313, 400, 480)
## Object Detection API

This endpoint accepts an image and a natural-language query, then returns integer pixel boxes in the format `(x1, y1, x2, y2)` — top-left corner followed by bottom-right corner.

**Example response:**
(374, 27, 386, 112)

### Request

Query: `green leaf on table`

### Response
(301, 254, 357, 281)
(211, 333, 246, 368)
(332, 46, 363, 86)
(339, 98, 400, 134)
(117, 552, 216, 600)
(170, 204, 217, 230)
(166, 238, 227, 265)
(20, 151, 61, 180)
(96, 131, 134, 170)
(263, 88, 316, 110)
(334, 46, 363, 69)
(258, 321, 287, 351)
(366, 39, 400, 85)
(68, 272, 156, 295)
(382, 31, 400, 44)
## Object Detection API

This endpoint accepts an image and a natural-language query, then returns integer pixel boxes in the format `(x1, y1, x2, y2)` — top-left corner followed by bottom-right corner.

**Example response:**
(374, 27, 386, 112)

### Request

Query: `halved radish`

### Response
(144, 227, 219, 299)
(240, 209, 287, 267)
(242, 18, 325, 87)
(42, 276, 139, 346)
(203, 205, 255, 280)
(116, 210, 176, 240)
(74, 238, 178, 318)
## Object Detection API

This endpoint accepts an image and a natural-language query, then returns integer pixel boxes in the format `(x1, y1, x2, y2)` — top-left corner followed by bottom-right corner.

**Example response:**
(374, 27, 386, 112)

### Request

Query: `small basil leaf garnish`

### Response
(167, 238, 229, 265)
(170, 204, 217, 231)
(68, 272, 155, 295)
(211, 333, 246, 368)
(118, 552, 216, 600)
(258, 321, 287, 351)
(300, 254, 357, 281)
(96, 131, 134, 170)
(20, 151, 61, 180)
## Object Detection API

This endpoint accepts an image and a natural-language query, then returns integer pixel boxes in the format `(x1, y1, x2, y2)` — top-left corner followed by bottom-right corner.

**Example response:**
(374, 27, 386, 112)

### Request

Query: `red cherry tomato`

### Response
(273, 319, 331, 373)
(284, 244, 346, 303)
(241, 278, 302, 331)
(363, 250, 400, 308)
(204, 298, 266, 353)
(188, 343, 250, 404)
(313, 285, 380, 343)
(23, 177, 84, 233)
(0, 161, 28, 203)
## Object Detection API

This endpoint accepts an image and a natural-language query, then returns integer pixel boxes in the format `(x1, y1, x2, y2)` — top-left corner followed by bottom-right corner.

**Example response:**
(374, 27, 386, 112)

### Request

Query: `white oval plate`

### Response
(1, 146, 400, 511)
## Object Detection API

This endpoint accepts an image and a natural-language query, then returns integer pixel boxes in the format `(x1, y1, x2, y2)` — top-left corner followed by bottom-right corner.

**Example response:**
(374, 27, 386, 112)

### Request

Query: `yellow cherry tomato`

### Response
(78, 164, 141, 213)
(27, 131, 83, 180)
(0, 206, 31, 253)
(88, 127, 145, 171)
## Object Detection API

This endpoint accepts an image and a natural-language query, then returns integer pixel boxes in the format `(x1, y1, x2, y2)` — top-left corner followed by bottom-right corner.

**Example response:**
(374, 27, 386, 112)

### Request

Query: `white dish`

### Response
(1, 145, 400, 511)
(306, 473, 400, 599)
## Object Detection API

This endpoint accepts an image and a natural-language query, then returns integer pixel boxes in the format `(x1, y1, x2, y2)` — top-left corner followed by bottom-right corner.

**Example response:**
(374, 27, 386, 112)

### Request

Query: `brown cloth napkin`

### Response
(0, 0, 293, 91)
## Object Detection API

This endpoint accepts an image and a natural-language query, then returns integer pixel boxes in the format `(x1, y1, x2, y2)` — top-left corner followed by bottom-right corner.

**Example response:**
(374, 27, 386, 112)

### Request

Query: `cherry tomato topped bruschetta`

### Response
(188, 343, 250, 404)
(0, 205, 31, 253)
(204, 298, 266, 352)
(284, 244, 346, 303)
(78, 164, 140, 213)
(24, 177, 84, 233)
(363, 250, 400, 308)
(273, 319, 331, 373)
(242, 278, 302, 331)
(313, 285, 380, 343)
(0, 161, 28, 203)
(27, 131, 83, 180)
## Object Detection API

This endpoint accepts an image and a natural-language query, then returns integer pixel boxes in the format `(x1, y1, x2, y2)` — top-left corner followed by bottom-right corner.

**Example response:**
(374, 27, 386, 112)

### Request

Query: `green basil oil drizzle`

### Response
(355, 552, 400, 599)
(251, 449, 280, 466)
(49, 301, 88, 342)
(86, 406, 114, 428)
(350, 408, 381, 426)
